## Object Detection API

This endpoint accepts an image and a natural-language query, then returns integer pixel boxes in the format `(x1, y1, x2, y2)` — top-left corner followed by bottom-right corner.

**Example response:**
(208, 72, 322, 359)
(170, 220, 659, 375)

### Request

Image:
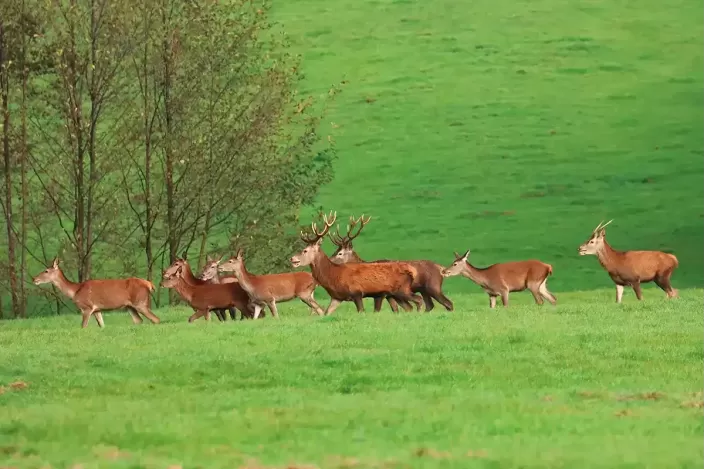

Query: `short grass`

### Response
(1, 289, 702, 468)
(271, 0, 703, 292)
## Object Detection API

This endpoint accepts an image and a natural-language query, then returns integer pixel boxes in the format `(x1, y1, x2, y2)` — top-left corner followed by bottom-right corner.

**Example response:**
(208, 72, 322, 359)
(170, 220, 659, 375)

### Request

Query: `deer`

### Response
(290, 211, 424, 315)
(160, 262, 255, 322)
(202, 249, 323, 319)
(163, 257, 237, 321)
(442, 250, 556, 308)
(32, 258, 161, 328)
(578, 220, 679, 303)
(329, 215, 454, 313)
(198, 255, 244, 320)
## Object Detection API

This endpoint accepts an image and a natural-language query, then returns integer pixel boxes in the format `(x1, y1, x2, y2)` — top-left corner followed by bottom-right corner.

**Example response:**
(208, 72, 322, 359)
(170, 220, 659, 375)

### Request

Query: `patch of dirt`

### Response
(466, 450, 488, 458)
(93, 446, 130, 461)
(0, 381, 29, 395)
(542, 395, 553, 402)
(414, 448, 451, 459)
(681, 400, 704, 409)
(614, 409, 635, 417)
(616, 392, 665, 402)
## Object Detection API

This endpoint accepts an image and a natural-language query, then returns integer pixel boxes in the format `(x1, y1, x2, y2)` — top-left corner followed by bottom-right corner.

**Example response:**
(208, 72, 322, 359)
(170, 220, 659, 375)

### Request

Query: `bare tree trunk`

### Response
(19, 0, 28, 317)
(162, 4, 176, 303)
(0, 20, 20, 319)
(85, 0, 99, 280)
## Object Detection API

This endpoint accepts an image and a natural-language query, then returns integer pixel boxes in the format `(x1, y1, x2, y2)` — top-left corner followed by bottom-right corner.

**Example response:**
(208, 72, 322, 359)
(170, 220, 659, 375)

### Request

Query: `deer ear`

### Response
(461, 250, 470, 260)
(236, 248, 244, 259)
(52, 258, 59, 268)
(218, 254, 225, 264)
(315, 237, 324, 246)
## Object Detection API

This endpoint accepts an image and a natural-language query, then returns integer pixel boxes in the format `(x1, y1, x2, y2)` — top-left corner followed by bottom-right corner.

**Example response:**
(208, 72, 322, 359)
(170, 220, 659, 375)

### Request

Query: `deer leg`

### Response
(127, 306, 143, 324)
(228, 308, 237, 320)
(655, 274, 678, 299)
(528, 285, 544, 305)
(188, 308, 206, 323)
(212, 309, 226, 322)
(267, 300, 279, 318)
(93, 311, 105, 328)
(136, 304, 161, 324)
(538, 279, 557, 305)
(325, 298, 342, 316)
(397, 297, 413, 312)
(500, 290, 509, 307)
(300, 294, 324, 316)
(632, 282, 643, 301)
(373, 296, 384, 312)
(252, 303, 264, 320)
(353, 295, 365, 312)
(385, 295, 400, 312)
(421, 292, 435, 312)
(80, 308, 93, 328)
(615, 284, 624, 303)
(489, 295, 497, 309)
(430, 290, 453, 311)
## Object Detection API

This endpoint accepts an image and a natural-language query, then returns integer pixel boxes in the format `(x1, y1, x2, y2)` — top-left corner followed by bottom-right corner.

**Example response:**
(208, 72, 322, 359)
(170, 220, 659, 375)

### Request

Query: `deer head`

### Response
(578, 220, 612, 256)
(163, 258, 187, 279)
(441, 250, 470, 277)
(33, 258, 61, 285)
(198, 257, 220, 281)
(329, 214, 371, 264)
(290, 211, 337, 268)
(160, 270, 180, 288)
(219, 248, 245, 274)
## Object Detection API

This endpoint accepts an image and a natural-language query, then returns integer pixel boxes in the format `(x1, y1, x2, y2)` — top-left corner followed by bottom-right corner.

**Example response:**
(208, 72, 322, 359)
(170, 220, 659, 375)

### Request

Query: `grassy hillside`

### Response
(273, 0, 703, 292)
(0, 290, 702, 468)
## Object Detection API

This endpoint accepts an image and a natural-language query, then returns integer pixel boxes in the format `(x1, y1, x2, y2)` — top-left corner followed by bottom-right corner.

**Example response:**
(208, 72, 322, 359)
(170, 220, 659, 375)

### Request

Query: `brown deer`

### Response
(32, 258, 161, 328)
(163, 258, 236, 321)
(160, 263, 255, 322)
(198, 255, 243, 320)
(203, 249, 323, 319)
(290, 211, 424, 315)
(442, 250, 556, 308)
(578, 220, 679, 302)
(329, 215, 453, 312)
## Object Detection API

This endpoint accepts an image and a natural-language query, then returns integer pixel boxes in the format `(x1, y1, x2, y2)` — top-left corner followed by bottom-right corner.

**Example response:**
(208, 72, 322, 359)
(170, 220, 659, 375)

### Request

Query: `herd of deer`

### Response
(31, 214, 680, 328)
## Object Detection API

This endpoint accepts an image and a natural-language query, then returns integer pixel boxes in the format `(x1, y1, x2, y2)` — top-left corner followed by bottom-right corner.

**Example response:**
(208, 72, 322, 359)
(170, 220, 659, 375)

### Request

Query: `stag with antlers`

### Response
(290, 211, 423, 315)
(329, 215, 453, 312)
(578, 220, 679, 302)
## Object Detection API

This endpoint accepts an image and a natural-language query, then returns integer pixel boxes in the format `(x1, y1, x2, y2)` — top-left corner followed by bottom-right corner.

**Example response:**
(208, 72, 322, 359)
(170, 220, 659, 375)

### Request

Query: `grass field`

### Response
(1, 290, 703, 468)
(2, 0, 702, 467)
(273, 0, 703, 292)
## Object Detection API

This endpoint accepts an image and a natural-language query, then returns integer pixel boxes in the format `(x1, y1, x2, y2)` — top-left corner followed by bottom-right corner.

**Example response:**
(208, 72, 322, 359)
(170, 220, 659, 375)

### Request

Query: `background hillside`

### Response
(273, 0, 703, 292)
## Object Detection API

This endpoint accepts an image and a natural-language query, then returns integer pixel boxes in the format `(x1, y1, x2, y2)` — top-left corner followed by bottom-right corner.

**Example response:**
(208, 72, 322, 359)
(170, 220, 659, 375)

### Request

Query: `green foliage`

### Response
(273, 0, 703, 292)
(0, 290, 702, 467)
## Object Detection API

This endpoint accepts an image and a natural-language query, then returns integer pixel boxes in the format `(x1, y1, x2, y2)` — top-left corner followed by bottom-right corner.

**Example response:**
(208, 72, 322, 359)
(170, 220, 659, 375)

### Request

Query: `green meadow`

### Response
(1, 0, 702, 467)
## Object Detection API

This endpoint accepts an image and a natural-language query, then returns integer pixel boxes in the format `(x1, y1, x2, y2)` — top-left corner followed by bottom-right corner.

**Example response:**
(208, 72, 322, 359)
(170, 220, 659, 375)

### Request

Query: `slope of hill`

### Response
(272, 0, 703, 292)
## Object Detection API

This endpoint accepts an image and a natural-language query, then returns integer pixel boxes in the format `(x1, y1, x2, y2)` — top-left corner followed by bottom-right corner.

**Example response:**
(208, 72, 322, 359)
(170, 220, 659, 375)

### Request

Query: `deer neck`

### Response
(351, 251, 365, 263)
(52, 269, 81, 299)
(181, 264, 201, 285)
(461, 261, 488, 285)
(310, 249, 339, 287)
(231, 263, 256, 295)
(174, 277, 195, 303)
(596, 240, 621, 272)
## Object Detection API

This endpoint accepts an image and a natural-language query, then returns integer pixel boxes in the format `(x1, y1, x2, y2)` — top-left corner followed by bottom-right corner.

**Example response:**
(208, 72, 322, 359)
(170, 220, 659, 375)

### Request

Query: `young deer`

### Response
(578, 220, 679, 302)
(32, 258, 161, 328)
(290, 211, 424, 315)
(203, 250, 323, 319)
(442, 251, 556, 308)
(329, 215, 453, 312)
(163, 258, 236, 321)
(160, 263, 254, 322)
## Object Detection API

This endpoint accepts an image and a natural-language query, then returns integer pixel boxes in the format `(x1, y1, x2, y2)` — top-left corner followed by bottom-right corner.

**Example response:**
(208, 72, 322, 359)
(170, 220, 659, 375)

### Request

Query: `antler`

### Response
(593, 219, 614, 233)
(300, 210, 337, 244)
(346, 214, 371, 243)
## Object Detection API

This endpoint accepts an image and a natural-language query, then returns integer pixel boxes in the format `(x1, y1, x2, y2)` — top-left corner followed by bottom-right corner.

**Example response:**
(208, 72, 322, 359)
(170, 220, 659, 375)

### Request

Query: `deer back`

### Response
(313, 259, 416, 299)
(73, 278, 153, 310)
(479, 260, 552, 290)
(613, 250, 678, 280)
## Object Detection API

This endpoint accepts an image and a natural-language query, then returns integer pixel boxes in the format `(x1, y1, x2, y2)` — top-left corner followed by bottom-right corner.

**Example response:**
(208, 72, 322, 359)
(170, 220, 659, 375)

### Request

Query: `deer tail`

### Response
(139, 278, 156, 292)
(546, 264, 553, 276)
(668, 254, 679, 267)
